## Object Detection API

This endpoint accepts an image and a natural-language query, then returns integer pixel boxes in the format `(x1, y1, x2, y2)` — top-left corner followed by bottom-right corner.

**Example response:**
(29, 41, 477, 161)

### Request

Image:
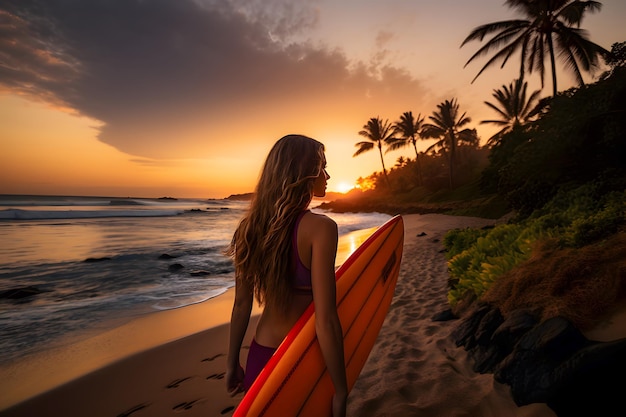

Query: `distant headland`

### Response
(224, 193, 253, 201)
(223, 191, 347, 202)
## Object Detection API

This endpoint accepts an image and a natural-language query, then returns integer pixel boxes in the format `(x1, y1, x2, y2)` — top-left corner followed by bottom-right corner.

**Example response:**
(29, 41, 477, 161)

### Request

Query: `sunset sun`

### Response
(335, 181, 354, 194)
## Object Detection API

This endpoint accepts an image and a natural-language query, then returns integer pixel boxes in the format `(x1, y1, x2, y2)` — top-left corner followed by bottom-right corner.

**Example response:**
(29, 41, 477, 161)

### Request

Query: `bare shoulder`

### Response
(305, 211, 337, 229)
(302, 212, 338, 238)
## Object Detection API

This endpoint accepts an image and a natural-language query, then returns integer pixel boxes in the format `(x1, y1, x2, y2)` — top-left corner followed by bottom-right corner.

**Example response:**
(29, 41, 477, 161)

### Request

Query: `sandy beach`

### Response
(346, 214, 556, 417)
(0, 214, 563, 417)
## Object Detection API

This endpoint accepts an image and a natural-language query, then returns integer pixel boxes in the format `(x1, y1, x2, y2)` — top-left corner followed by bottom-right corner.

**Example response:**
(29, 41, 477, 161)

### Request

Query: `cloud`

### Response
(0, 0, 431, 159)
(0, 7, 82, 107)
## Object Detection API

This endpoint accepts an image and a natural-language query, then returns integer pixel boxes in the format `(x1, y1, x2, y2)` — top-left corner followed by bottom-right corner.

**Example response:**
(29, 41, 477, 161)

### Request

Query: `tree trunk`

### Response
(548, 34, 558, 96)
(448, 132, 456, 189)
(378, 142, 390, 188)
(412, 141, 422, 186)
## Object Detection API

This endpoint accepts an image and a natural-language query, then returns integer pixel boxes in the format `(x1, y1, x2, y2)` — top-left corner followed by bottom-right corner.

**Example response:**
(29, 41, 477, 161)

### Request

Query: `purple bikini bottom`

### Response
(244, 338, 277, 391)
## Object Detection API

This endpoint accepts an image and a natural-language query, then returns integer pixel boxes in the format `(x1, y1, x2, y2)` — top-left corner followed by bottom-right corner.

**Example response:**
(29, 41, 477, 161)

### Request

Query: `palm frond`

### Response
(462, 0, 608, 96)
(385, 138, 408, 153)
(353, 141, 374, 157)
(558, 1, 603, 26)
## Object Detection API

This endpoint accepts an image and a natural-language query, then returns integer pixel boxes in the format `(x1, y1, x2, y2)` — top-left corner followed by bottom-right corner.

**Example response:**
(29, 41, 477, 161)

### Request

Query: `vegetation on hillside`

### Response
(322, 4, 625, 320)
(444, 62, 625, 312)
(320, 0, 624, 324)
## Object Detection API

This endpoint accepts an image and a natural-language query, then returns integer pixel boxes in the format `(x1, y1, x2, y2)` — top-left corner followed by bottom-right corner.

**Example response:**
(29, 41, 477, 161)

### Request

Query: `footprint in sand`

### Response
(172, 398, 207, 413)
(201, 353, 225, 362)
(220, 406, 236, 414)
(117, 402, 151, 417)
(166, 376, 198, 388)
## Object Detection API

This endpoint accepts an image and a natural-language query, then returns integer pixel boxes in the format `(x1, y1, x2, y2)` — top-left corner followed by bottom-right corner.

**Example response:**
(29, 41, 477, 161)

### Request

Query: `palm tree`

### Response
(481, 77, 543, 146)
(354, 117, 396, 188)
(395, 156, 409, 168)
(390, 111, 426, 185)
(390, 111, 425, 158)
(461, 0, 610, 96)
(600, 41, 626, 80)
(422, 99, 477, 188)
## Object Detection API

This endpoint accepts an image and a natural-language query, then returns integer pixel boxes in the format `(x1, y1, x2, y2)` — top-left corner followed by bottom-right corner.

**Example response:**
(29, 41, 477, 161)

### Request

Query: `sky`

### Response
(1, 0, 625, 199)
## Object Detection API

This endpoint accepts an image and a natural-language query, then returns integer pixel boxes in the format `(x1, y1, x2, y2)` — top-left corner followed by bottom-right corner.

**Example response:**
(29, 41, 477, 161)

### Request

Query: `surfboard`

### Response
(234, 215, 404, 417)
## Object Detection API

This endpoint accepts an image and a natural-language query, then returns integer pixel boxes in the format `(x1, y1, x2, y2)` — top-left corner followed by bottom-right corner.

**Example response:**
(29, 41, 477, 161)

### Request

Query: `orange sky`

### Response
(1, 0, 625, 198)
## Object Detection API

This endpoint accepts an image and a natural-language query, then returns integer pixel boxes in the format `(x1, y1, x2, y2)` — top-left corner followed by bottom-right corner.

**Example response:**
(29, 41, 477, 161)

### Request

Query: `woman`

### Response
(225, 134, 347, 417)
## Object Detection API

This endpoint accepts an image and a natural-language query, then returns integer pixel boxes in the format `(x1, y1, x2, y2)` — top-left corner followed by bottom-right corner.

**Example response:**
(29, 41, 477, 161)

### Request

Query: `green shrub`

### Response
(444, 186, 626, 306)
(445, 223, 541, 305)
(443, 227, 490, 259)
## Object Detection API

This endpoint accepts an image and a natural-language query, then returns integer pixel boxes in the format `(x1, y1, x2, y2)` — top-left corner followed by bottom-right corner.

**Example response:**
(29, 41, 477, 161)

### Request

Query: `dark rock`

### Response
(468, 310, 538, 374)
(491, 309, 538, 346)
(432, 309, 457, 321)
(511, 316, 588, 359)
(0, 286, 45, 300)
(451, 302, 493, 349)
(190, 270, 211, 276)
(459, 306, 505, 373)
(84, 257, 111, 262)
(494, 318, 590, 404)
(159, 254, 177, 259)
(470, 343, 504, 374)
(546, 337, 626, 416)
(474, 307, 504, 347)
(454, 305, 626, 417)
(168, 263, 184, 271)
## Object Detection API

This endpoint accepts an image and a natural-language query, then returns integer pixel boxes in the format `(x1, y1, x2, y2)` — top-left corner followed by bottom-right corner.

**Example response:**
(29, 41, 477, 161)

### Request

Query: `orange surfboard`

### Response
(234, 215, 404, 416)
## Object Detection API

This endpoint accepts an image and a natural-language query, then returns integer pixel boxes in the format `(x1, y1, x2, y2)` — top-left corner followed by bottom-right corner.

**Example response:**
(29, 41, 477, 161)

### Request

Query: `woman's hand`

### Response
(226, 364, 245, 397)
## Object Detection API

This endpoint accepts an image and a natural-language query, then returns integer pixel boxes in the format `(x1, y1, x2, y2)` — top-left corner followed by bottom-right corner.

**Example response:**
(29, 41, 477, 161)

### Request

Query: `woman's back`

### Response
(254, 211, 336, 347)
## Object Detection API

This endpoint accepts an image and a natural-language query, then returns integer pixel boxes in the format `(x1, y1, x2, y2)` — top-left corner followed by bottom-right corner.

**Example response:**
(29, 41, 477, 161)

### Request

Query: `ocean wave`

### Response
(107, 199, 147, 206)
(0, 196, 145, 207)
(0, 208, 185, 220)
(150, 287, 231, 310)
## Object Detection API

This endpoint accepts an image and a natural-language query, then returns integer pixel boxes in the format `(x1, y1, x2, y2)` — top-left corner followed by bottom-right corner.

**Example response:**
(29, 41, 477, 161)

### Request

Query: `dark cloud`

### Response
(0, 0, 428, 158)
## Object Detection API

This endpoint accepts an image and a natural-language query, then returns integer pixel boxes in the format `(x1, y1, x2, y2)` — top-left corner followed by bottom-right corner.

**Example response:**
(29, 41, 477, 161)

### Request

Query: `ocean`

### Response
(0, 194, 391, 367)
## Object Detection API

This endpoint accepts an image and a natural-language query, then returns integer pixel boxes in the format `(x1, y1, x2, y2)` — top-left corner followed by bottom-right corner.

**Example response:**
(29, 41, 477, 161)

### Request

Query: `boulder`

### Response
(450, 304, 626, 417)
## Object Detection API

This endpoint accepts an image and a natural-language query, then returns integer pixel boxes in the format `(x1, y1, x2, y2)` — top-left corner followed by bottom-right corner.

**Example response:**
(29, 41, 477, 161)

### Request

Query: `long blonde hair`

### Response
(226, 134, 325, 312)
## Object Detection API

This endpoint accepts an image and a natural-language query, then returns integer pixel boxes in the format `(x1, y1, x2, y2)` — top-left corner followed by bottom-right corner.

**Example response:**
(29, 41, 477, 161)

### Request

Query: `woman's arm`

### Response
(226, 275, 253, 396)
(310, 215, 347, 417)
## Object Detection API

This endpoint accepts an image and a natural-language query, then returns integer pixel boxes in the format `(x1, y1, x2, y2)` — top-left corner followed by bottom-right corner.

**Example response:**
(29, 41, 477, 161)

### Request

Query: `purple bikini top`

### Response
(292, 210, 312, 293)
